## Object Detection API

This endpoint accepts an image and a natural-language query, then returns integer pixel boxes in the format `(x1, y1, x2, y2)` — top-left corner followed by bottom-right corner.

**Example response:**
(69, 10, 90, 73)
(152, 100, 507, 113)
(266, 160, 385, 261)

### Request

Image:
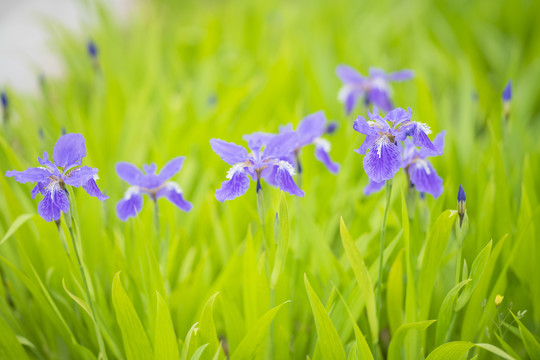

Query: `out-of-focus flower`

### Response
(5, 133, 108, 222)
(336, 65, 414, 114)
(457, 184, 466, 227)
(354, 106, 436, 183)
(1, 91, 8, 121)
(210, 132, 304, 202)
(502, 80, 512, 118)
(87, 40, 98, 59)
(495, 294, 504, 307)
(116, 157, 192, 221)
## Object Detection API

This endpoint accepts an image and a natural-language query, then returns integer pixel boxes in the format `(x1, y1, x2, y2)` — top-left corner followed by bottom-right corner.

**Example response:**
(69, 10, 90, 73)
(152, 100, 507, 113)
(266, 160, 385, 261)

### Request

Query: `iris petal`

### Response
(363, 137, 401, 182)
(53, 133, 86, 169)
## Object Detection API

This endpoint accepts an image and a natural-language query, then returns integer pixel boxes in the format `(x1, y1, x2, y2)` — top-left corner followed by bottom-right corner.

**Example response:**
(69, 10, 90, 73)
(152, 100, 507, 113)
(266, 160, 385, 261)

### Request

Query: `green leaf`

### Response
(387, 320, 436, 360)
(339, 217, 378, 341)
(194, 292, 221, 360)
(181, 322, 199, 360)
(304, 274, 346, 360)
(271, 192, 289, 289)
(455, 240, 492, 311)
(435, 279, 471, 345)
(62, 277, 92, 319)
(190, 344, 209, 360)
(154, 291, 180, 360)
(0, 315, 29, 360)
(425, 341, 475, 360)
(511, 311, 540, 359)
(112, 272, 154, 360)
(475, 343, 515, 360)
(387, 249, 404, 335)
(0, 213, 34, 246)
(231, 301, 289, 360)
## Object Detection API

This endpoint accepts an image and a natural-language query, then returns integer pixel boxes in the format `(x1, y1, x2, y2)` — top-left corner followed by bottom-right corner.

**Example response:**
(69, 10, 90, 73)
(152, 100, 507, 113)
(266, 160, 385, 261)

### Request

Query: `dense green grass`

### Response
(1, 0, 540, 358)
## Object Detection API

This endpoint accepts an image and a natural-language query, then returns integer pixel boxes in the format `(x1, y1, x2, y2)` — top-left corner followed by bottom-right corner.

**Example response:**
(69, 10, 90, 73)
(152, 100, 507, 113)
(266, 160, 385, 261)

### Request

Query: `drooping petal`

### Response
(297, 111, 326, 146)
(343, 90, 361, 115)
(413, 123, 437, 152)
(336, 65, 366, 84)
(408, 160, 443, 198)
(82, 177, 108, 201)
(156, 182, 192, 212)
(215, 167, 250, 202)
(393, 121, 416, 141)
(37, 186, 69, 222)
(367, 106, 390, 130)
(367, 87, 393, 112)
(355, 134, 378, 155)
(273, 161, 304, 197)
(314, 139, 340, 174)
(363, 137, 401, 182)
(363, 179, 385, 195)
(387, 70, 414, 82)
(116, 162, 144, 186)
(419, 130, 446, 158)
(210, 139, 249, 165)
(5, 167, 50, 184)
(143, 163, 157, 174)
(53, 133, 87, 169)
(385, 107, 411, 126)
(64, 166, 98, 187)
(116, 187, 143, 221)
(158, 156, 185, 182)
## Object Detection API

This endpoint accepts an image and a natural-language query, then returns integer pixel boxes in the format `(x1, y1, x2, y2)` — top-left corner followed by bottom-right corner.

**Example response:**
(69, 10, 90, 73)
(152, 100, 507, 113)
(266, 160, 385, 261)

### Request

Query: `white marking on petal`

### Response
(226, 163, 246, 179)
(93, 174, 100, 181)
(124, 186, 140, 200)
(165, 181, 182, 194)
(314, 137, 331, 152)
(374, 136, 391, 158)
(370, 76, 390, 91)
(278, 160, 296, 176)
(337, 85, 352, 102)
(415, 159, 431, 175)
(417, 122, 432, 135)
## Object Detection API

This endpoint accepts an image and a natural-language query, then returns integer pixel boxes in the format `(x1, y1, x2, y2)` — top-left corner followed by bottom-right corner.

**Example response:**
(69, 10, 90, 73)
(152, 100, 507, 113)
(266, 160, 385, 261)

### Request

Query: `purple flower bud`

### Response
(457, 185, 466, 227)
(502, 80, 512, 102)
(1, 91, 7, 109)
(325, 121, 338, 134)
(87, 40, 98, 58)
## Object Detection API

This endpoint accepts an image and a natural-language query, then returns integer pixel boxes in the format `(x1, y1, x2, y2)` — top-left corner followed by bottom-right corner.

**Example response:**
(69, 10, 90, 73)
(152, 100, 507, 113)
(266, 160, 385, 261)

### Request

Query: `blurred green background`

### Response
(0, 0, 539, 358)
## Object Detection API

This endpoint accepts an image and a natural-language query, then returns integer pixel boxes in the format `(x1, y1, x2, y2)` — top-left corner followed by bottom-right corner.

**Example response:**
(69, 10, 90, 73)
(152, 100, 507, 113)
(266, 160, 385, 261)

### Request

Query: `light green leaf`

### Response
(180, 322, 199, 360)
(231, 301, 289, 360)
(154, 291, 180, 360)
(435, 279, 471, 345)
(0, 213, 34, 246)
(194, 292, 221, 360)
(511, 311, 540, 359)
(475, 343, 515, 360)
(387, 249, 404, 335)
(304, 274, 346, 360)
(271, 192, 289, 289)
(425, 341, 475, 360)
(340, 217, 378, 341)
(387, 320, 436, 360)
(0, 315, 29, 360)
(455, 240, 492, 311)
(190, 344, 209, 360)
(112, 272, 154, 360)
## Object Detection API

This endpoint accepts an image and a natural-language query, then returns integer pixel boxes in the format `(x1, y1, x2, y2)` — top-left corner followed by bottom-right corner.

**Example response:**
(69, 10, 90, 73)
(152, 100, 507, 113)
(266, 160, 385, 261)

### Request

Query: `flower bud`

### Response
(495, 294, 504, 307)
(457, 185, 466, 227)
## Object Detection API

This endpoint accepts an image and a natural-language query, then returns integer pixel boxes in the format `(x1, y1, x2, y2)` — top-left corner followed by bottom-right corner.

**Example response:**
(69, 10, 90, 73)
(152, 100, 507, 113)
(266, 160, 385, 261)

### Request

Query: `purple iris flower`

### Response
(363, 131, 445, 198)
(115, 157, 192, 221)
(276, 111, 340, 174)
(354, 106, 436, 183)
(336, 65, 414, 114)
(5, 133, 108, 222)
(210, 132, 304, 202)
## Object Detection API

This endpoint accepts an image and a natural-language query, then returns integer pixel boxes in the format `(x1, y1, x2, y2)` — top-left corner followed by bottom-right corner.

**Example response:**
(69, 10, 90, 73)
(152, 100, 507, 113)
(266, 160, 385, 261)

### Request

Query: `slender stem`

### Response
(66, 223, 108, 360)
(256, 183, 266, 240)
(376, 179, 393, 353)
(455, 240, 463, 285)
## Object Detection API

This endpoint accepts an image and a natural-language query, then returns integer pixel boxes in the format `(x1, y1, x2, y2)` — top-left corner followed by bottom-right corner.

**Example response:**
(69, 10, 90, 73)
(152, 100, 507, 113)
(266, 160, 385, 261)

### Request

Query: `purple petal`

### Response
(336, 65, 366, 84)
(264, 132, 298, 159)
(385, 107, 411, 126)
(31, 181, 47, 200)
(344, 91, 361, 115)
(5, 167, 51, 184)
(297, 111, 326, 146)
(143, 163, 157, 174)
(38, 187, 69, 222)
(355, 134, 378, 155)
(64, 166, 98, 187)
(419, 130, 446, 158)
(413, 123, 437, 152)
(156, 182, 192, 212)
(38, 152, 61, 175)
(394, 122, 416, 142)
(116, 162, 144, 186)
(367, 88, 393, 112)
(278, 124, 294, 133)
(408, 160, 443, 198)
(363, 137, 401, 182)
(158, 156, 185, 182)
(215, 167, 250, 202)
(116, 187, 143, 221)
(243, 132, 275, 151)
(53, 133, 87, 169)
(210, 139, 249, 165)
(353, 116, 378, 135)
(387, 70, 414, 82)
(82, 178, 108, 201)
(368, 67, 387, 78)
(273, 162, 304, 197)
(364, 179, 385, 195)
(314, 141, 340, 174)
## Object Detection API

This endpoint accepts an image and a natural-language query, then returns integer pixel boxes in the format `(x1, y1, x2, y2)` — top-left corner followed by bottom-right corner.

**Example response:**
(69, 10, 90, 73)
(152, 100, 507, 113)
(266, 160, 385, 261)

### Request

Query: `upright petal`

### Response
(264, 132, 298, 159)
(314, 139, 340, 174)
(116, 187, 143, 221)
(64, 166, 98, 187)
(143, 163, 157, 174)
(297, 111, 326, 146)
(387, 70, 414, 82)
(408, 160, 443, 198)
(367, 88, 393, 112)
(53, 133, 87, 169)
(5, 167, 50, 184)
(210, 139, 249, 165)
(116, 162, 144, 186)
(273, 161, 304, 197)
(336, 65, 366, 84)
(353, 116, 379, 135)
(243, 132, 275, 151)
(385, 107, 411, 126)
(364, 179, 385, 195)
(343, 90, 361, 115)
(38, 152, 61, 176)
(158, 156, 185, 182)
(156, 182, 192, 212)
(38, 186, 69, 222)
(363, 137, 401, 182)
(82, 177, 108, 201)
(215, 167, 250, 202)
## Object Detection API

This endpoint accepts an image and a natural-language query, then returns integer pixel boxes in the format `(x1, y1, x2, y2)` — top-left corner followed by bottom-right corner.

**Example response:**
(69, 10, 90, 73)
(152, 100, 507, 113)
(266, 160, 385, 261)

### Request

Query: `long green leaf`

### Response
(455, 240, 492, 311)
(510, 311, 540, 359)
(0, 213, 34, 246)
(154, 291, 180, 360)
(387, 320, 436, 360)
(435, 279, 471, 345)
